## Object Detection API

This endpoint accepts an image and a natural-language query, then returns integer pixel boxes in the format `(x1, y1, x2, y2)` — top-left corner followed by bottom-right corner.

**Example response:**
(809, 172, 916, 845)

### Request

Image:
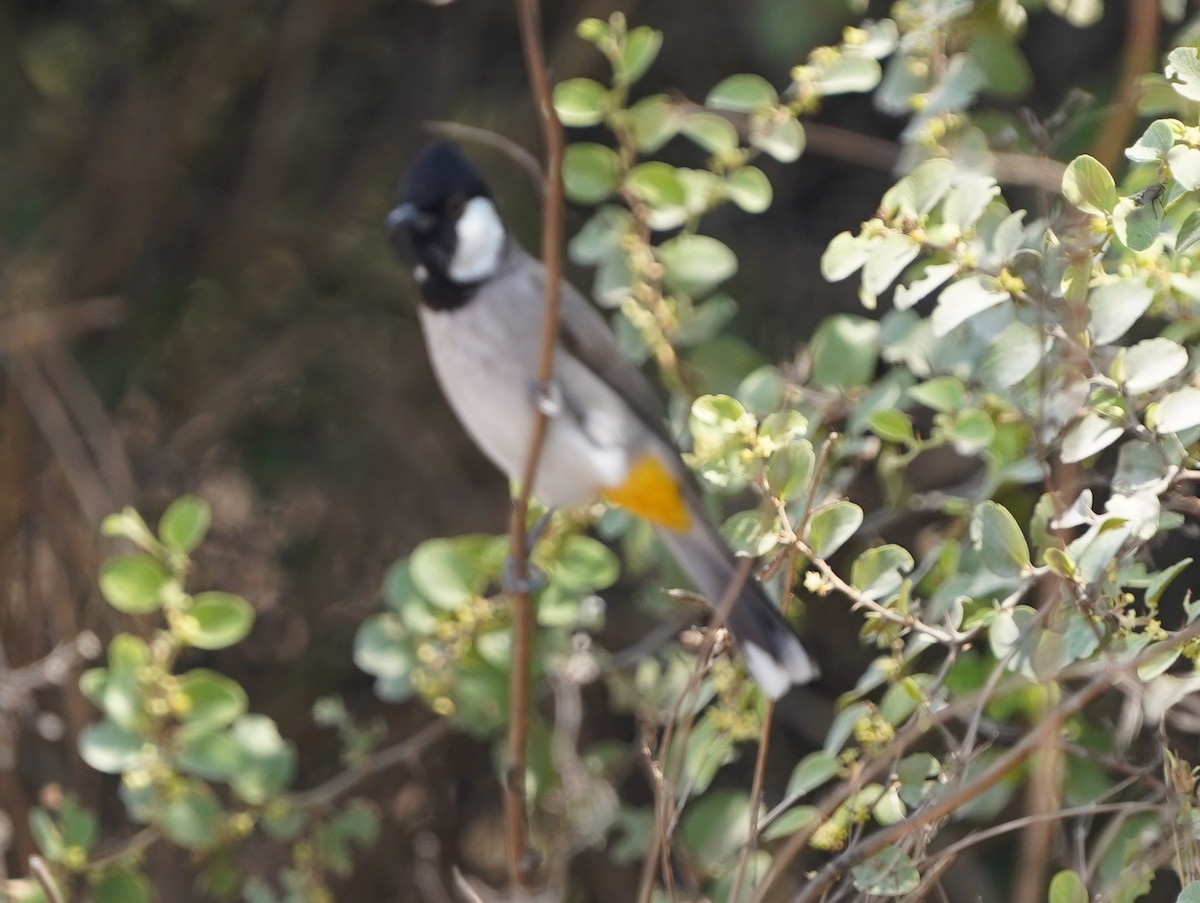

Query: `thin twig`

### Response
(636, 556, 756, 903)
(507, 0, 566, 890)
(786, 674, 1111, 903)
(293, 719, 451, 810)
(28, 856, 65, 903)
(423, 121, 545, 196)
(0, 297, 128, 351)
(728, 436, 836, 903)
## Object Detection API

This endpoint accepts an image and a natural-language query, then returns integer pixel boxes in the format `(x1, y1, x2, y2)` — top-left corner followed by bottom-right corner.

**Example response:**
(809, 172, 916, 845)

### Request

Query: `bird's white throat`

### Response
(450, 197, 506, 283)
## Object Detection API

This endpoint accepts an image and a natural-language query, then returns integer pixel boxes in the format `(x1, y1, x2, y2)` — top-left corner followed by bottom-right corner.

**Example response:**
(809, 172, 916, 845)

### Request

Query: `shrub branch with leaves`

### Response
(23, 3, 1200, 902)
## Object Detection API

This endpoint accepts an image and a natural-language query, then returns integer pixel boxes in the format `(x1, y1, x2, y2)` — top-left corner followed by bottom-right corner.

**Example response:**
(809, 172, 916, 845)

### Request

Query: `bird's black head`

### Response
(386, 143, 502, 308)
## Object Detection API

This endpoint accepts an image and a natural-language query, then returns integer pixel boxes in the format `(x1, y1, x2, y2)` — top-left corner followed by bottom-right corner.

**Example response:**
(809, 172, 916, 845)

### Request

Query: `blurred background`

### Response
(0, 0, 1139, 899)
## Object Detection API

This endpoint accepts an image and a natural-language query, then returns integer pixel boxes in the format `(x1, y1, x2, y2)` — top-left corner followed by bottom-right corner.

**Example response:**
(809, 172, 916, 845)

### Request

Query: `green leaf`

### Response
(726, 166, 772, 213)
(675, 294, 737, 346)
(820, 231, 872, 282)
(971, 501, 1031, 579)
(681, 717, 735, 797)
(1126, 120, 1175, 163)
(680, 789, 755, 865)
(908, 376, 966, 413)
(946, 408, 995, 453)
(657, 234, 737, 296)
(59, 796, 98, 851)
(1049, 869, 1088, 903)
(1166, 47, 1200, 102)
(931, 275, 1010, 336)
(738, 365, 784, 415)
(1179, 209, 1200, 254)
(750, 113, 804, 162)
(786, 751, 841, 797)
(867, 409, 915, 445)
(765, 440, 814, 502)
(158, 496, 211, 555)
(159, 783, 222, 850)
(707, 73, 778, 111)
(553, 78, 609, 127)
(1113, 195, 1160, 252)
(229, 715, 296, 804)
(410, 536, 500, 609)
(98, 553, 168, 615)
(681, 112, 740, 154)
(1169, 145, 1200, 190)
(174, 727, 243, 781)
(550, 535, 620, 592)
(886, 158, 954, 217)
(568, 205, 632, 265)
(981, 321, 1042, 390)
(625, 161, 685, 208)
(1177, 881, 1200, 903)
(894, 261, 958, 310)
(1119, 337, 1188, 394)
(93, 867, 151, 903)
(810, 315, 880, 391)
(29, 808, 64, 860)
(562, 143, 620, 204)
(1146, 558, 1193, 608)
(851, 544, 914, 601)
(851, 846, 919, 896)
(186, 591, 255, 650)
(78, 720, 142, 774)
(1062, 154, 1117, 215)
(619, 26, 662, 84)
(812, 54, 882, 95)
(1089, 278, 1154, 344)
(761, 805, 816, 841)
(178, 669, 248, 728)
(942, 177, 1000, 230)
(721, 508, 778, 556)
(861, 233, 921, 299)
(806, 501, 863, 559)
(1152, 387, 1200, 434)
(1060, 413, 1123, 464)
(354, 613, 413, 681)
(627, 94, 683, 153)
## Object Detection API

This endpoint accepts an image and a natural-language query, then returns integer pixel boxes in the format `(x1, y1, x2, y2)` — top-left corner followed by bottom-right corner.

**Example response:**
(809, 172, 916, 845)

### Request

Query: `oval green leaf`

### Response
(158, 495, 211, 555)
(1062, 154, 1116, 215)
(186, 591, 255, 650)
(707, 73, 778, 111)
(553, 78, 609, 127)
(562, 143, 620, 204)
(98, 553, 168, 614)
(971, 501, 1031, 578)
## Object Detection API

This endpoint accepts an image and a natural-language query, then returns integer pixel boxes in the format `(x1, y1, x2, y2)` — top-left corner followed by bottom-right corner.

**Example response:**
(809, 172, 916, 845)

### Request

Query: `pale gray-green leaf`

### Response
(1062, 154, 1116, 215)
(1152, 386, 1200, 434)
(1060, 413, 1123, 463)
(1120, 337, 1188, 394)
(931, 275, 1010, 336)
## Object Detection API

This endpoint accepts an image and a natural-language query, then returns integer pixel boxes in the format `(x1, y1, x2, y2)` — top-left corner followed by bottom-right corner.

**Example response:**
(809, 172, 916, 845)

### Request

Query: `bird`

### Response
(385, 140, 817, 698)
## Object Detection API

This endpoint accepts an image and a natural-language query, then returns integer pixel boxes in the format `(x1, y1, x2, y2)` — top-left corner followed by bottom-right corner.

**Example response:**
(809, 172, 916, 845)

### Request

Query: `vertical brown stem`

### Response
(507, 0, 566, 890)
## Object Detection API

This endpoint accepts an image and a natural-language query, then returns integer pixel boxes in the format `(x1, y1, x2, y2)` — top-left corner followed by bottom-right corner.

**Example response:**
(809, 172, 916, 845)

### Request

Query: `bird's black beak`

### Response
(386, 202, 435, 235)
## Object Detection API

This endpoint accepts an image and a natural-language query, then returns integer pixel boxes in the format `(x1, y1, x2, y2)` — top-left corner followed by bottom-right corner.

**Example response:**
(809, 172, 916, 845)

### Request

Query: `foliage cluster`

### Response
(16, 2, 1200, 902)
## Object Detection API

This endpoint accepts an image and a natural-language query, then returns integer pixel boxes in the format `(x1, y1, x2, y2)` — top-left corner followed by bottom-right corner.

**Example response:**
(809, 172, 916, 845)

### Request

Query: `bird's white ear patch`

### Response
(450, 197, 506, 283)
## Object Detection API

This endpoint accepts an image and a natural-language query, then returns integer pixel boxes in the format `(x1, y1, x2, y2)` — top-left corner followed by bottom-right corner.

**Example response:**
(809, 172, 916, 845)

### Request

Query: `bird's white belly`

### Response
(419, 305, 629, 507)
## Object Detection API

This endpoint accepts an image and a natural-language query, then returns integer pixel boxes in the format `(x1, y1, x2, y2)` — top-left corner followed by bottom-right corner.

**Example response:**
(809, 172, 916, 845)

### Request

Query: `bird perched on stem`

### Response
(386, 141, 817, 698)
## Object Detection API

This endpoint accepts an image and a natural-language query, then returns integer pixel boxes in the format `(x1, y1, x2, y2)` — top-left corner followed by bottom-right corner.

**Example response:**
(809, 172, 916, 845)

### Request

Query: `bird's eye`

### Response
(446, 195, 467, 219)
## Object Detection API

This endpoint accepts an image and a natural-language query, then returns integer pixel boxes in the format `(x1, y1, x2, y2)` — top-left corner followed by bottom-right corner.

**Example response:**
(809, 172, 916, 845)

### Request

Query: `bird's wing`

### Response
(553, 273, 676, 449)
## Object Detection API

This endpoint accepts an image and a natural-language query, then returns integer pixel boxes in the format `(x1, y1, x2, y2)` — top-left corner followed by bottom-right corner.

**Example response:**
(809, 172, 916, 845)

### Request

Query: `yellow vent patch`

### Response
(601, 454, 691, 532)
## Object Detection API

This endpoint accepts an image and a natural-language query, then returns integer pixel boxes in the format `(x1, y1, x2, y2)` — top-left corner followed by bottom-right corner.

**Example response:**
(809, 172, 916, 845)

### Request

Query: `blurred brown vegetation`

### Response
(0, 0, 1137, 899)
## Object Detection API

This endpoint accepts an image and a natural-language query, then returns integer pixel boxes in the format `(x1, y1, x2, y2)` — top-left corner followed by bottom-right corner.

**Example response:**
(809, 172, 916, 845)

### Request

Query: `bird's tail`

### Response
(654, 504, 818, 699)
